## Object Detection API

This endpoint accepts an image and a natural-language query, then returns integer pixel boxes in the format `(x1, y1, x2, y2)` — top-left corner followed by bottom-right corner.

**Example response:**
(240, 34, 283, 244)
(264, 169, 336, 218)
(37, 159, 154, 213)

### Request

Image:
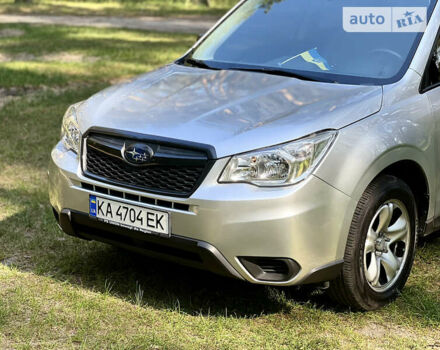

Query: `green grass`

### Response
(0, 23, 439, 349)
(0, 24, 195, 88)
(0, 0, 236, 17)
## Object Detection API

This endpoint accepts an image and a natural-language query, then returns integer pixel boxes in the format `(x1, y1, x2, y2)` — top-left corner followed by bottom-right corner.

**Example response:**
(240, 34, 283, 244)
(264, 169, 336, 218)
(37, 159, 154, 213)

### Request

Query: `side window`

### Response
(423, 37, 440, 89)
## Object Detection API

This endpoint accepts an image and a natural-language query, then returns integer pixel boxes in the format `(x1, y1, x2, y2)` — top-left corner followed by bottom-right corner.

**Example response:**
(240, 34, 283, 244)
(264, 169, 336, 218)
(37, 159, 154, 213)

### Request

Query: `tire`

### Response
(328, 175, 418, 311)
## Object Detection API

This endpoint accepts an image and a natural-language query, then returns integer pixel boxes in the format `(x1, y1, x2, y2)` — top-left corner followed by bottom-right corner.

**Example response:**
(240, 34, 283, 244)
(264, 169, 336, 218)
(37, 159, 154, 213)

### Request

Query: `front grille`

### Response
(86, 147, 203, 194)
(82, 133, 213, 197)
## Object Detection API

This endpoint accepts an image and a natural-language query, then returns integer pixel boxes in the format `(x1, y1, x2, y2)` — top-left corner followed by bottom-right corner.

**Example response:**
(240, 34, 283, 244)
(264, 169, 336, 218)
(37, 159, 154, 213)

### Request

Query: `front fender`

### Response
(314, 88, 435, 258)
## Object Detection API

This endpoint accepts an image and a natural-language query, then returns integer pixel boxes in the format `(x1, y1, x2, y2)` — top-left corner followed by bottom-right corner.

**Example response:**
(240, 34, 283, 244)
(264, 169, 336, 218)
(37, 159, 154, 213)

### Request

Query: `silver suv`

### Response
(49, 0, 440, 310)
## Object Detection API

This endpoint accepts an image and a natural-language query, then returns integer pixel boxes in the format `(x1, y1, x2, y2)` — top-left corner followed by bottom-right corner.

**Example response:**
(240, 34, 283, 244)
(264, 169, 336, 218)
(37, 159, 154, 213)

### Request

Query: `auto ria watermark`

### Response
(343, 7, 427, 32)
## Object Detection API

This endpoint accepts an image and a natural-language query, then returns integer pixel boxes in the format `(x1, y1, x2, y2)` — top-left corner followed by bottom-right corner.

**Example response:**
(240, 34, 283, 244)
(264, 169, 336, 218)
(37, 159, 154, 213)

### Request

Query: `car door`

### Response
(421, 31, 440, 224)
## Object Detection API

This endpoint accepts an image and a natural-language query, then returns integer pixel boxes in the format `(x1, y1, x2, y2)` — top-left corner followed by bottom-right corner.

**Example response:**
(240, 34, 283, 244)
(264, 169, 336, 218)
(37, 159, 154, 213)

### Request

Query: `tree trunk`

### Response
(195, 0, 210, 6)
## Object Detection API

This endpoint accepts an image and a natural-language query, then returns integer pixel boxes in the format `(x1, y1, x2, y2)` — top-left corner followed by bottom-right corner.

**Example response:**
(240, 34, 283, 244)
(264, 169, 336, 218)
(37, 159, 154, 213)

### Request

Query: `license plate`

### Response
(89, 195, 170, 237)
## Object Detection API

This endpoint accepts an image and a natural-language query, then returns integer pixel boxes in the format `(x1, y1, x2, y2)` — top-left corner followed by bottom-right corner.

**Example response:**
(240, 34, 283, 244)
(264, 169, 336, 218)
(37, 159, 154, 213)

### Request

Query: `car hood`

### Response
(80, 64, 382, 158)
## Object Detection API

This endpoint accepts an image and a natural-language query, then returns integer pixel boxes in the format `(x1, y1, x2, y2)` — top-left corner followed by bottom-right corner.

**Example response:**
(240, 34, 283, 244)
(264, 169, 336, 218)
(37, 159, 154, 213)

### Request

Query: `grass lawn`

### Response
(0, 23, 439, 349)
(0, 0, 235, 18)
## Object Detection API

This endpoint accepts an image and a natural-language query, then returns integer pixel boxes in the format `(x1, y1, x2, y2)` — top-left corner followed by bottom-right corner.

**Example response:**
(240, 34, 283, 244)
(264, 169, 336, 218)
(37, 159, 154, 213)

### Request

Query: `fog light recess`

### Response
(239, 257, 301, 282)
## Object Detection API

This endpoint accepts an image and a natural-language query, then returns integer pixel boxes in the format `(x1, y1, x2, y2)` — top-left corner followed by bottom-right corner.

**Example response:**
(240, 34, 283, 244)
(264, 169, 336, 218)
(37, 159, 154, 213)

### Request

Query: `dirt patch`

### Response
(355, 323, 440, 350)
(0, 28, 25, 38)
(0, 86, 41, 109)
(41, 52, 98, 63)
(0, 83, 93, 110)
(357, 323, 416, 340)
(0, 51, 98, 63)
(0, 85, 38, 98)
(0, 95, 15, 109)
(357, 322, 428, 339)
(0, 86, 38, 109)
(1, 254, 31, 268)
(0, 52, 36, 62)
(0, 14, 216, 34)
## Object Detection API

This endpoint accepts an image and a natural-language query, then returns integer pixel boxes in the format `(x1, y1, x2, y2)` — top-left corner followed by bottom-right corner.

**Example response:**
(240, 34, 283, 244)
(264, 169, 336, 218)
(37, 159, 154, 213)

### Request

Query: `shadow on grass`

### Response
(421, 229, 440, 243)
(0, 23, 439, 319)
(0, 23, 195, 88)
(0, 23, 195, 65)
(0, 184, 439, 320)
(0, 1, 228, 18)
(0, 187, 352, 319)
(0, 64, 354, 316)
(0, 175, 438, 327)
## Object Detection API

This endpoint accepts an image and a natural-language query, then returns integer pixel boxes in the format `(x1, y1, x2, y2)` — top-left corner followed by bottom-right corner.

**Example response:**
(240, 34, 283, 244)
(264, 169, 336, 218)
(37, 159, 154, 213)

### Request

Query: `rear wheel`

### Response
(328, 175, 417, 310)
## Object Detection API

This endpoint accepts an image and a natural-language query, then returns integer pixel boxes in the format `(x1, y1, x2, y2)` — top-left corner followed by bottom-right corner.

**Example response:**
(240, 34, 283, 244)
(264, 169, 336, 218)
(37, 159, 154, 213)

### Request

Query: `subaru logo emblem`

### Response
(122, 143, 154, 165)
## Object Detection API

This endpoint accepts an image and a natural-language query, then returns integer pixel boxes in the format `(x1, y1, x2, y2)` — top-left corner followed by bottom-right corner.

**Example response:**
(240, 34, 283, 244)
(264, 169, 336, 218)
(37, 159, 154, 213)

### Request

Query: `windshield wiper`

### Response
(183, 57, 219, 70)
(227, 66, 321, 82)
(180, 58, 336, 83)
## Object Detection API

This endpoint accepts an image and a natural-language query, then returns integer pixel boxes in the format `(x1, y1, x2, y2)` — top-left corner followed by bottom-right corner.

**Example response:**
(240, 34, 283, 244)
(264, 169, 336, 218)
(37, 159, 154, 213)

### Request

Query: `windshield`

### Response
(182, 0, 436, 84)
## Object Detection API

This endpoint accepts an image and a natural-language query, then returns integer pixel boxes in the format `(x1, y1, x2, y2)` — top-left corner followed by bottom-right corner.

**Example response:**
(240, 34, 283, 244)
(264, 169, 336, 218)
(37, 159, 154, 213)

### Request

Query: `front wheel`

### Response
(328, 175, 417, 310)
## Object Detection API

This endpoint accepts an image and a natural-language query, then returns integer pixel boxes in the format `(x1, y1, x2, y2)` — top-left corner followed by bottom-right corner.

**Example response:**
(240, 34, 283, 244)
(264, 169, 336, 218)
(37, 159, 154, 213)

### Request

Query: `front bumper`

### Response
(49, 141, 353, 286)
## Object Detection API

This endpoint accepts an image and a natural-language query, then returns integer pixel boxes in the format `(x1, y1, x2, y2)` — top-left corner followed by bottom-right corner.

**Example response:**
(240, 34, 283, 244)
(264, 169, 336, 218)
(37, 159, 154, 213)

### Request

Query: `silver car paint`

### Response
(49, 1, 440, 285)
(79, 65, 382, 158)
(315, 69, 436, 214)
(49, 146, 352, 285)
(316, 2, 440, 223)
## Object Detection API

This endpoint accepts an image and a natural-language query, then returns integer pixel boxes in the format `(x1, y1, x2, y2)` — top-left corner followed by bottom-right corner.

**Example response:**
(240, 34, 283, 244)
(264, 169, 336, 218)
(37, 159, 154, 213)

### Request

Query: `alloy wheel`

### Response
(363, 199, 411, 292)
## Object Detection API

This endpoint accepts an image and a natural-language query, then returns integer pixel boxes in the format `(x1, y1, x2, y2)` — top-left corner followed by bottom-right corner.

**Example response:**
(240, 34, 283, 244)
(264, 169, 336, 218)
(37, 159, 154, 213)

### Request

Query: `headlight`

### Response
(61, 102, 83, 153)
(219, 131, 336, 186)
